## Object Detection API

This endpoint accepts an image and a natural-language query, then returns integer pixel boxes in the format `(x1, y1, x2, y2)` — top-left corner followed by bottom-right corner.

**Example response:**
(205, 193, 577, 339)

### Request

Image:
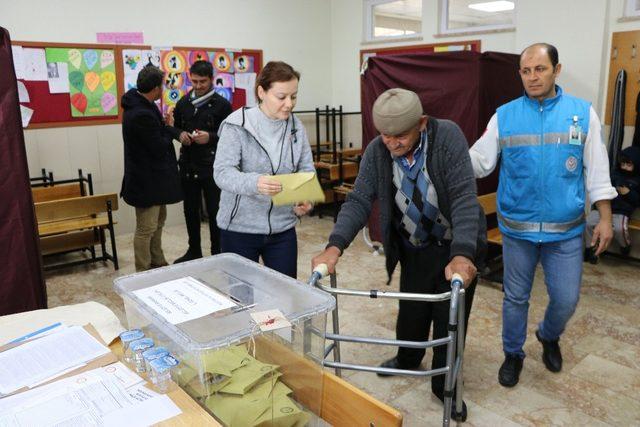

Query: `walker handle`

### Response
(451, 273, 464, 289)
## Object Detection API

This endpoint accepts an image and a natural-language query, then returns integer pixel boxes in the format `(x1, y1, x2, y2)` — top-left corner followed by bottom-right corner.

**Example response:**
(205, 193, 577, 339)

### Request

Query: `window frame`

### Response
(438, 0, 516, 36)
(624, 0, 640, 18)
(363, 0, 424, 43)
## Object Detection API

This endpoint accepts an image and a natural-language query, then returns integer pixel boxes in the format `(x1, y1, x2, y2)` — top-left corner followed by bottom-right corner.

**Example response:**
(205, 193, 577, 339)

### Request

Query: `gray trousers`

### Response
(584, 210, 631, 248)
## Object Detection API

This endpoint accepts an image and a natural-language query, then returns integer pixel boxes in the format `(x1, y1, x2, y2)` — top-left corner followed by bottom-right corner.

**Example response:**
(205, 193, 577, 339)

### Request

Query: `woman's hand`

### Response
(257, 175, 282, 195)
(293, 201, 313, 217)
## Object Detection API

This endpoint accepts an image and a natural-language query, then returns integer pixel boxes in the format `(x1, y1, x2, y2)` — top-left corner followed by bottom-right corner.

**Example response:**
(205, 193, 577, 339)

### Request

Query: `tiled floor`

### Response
(43, 216, 640, 426)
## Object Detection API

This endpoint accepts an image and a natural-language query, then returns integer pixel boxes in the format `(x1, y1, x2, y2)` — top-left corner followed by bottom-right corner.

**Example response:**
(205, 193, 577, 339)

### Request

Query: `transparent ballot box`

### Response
(114, 253, 335, 426)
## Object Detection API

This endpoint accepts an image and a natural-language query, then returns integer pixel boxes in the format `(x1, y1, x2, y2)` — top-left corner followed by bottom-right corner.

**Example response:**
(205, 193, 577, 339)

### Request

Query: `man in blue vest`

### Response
(470, 43, 616, 387)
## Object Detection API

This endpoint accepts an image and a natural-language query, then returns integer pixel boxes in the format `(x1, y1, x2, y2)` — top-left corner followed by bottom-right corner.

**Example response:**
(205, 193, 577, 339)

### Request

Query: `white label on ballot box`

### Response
(133, 276, 237, 325)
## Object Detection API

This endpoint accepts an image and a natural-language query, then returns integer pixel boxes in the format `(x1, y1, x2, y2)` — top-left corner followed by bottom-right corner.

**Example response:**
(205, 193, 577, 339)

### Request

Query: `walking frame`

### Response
(307, 264, 467, 426)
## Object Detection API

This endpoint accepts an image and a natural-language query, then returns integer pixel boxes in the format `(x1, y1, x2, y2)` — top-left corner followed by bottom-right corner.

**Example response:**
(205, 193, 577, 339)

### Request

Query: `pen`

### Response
(9, 322, 62, 344)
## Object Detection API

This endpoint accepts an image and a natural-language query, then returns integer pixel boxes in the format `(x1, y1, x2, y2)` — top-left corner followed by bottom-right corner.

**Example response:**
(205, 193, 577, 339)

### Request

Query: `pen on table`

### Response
(9, 322, 63, 344)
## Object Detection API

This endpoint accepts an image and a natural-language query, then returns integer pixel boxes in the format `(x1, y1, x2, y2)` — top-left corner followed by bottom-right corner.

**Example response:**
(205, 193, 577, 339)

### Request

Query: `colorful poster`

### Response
(45, 47, 118, 117)
(234, 55, 254, 73)
(213, 73, 234, 90)
(160, 50, 190, 114)
(212, 51, 233, 73)
(122, 49, 160, 90)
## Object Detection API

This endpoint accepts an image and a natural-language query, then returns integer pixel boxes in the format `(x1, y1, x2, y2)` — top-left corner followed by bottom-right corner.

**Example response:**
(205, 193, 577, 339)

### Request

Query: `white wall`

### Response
(2, 0, 333, 234)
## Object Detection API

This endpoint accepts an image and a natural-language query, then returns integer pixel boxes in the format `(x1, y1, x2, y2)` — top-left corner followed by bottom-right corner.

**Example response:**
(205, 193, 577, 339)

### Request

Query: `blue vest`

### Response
(496, 86, 590, 243)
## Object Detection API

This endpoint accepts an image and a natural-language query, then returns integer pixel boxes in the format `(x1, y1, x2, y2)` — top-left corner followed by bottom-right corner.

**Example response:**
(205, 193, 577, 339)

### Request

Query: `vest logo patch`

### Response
(565, 156, 578, 172)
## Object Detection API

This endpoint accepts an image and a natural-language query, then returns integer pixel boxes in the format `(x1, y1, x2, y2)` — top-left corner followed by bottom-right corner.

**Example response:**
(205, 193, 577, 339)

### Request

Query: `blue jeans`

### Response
(502, 234, 583, 357)
(220, 228, 298, 278)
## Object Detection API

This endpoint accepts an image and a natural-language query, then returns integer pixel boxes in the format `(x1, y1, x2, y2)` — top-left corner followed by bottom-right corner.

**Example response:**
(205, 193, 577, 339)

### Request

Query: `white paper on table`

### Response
(0, 325, 110, 395)
(0, 375, 137, 427)
(20, 105, 33, 128)
(11, 45, 24, 79)
(47, 62, 69, 93)
(235, 72, 257, 106)
(127, 384, 160, 403)
(22, 48, 48, 81)
(132, 276, 237, 325)
(102, 394, 182, 427)
(16, 81, 29, 102)
(95, 362, 145, 390)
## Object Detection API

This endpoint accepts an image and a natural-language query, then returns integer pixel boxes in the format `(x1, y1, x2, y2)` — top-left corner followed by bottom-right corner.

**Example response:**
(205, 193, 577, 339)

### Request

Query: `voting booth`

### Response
(114, 253, 335, 426)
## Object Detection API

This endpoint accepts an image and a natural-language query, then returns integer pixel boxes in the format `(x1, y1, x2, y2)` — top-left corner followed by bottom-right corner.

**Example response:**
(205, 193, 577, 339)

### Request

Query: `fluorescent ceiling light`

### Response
(468, 1, 515, 12)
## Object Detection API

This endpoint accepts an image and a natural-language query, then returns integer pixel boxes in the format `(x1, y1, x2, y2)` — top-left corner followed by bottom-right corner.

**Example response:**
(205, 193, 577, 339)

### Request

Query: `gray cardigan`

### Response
(213, 107, 315, 235)
(328, 117, 487, 279)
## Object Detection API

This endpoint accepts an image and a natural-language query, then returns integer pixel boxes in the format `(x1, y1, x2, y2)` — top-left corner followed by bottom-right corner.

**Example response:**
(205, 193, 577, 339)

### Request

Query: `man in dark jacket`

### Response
(312, 89, 486, 421)
(169, 60, 232, 263)
(121, 66, 182, 272)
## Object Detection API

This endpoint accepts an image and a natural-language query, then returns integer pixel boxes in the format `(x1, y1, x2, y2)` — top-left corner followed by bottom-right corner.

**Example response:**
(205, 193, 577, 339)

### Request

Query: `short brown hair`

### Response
(255, 61, 300, 102)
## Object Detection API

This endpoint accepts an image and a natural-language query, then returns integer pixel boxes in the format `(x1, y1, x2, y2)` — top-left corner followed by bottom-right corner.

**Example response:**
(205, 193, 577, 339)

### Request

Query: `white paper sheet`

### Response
(19, 105, 33, 128)
(0, 326, 110, 395)
(133, 276, 237, 325)
(102, 394, 182, 427)
(235, 72, 257, 106)
(11, 45, 24, 79)
(22, 48, 48, 81)
(122, 49, 160, 91)
(47, 62, 70, 93)
(16, 81, 29, 103)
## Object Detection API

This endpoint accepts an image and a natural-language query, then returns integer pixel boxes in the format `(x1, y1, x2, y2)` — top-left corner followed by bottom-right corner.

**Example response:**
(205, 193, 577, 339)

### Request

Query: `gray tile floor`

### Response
(43, 216, 640, 426)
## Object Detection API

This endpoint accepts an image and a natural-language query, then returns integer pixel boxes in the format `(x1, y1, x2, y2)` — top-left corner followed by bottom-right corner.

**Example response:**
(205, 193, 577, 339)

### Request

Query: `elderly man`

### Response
(470, 43, 616, 387)
(312, 88, 486, 421)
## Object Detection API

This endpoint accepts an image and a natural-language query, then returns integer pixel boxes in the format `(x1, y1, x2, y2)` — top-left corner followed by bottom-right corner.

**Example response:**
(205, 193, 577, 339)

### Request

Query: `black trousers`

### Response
(396, 241, 476, 397)
(181, 175, 221, 255)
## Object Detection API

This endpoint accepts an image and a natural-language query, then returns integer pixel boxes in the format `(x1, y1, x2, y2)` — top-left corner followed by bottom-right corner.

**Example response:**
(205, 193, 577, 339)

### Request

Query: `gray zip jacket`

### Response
(214, 107, 315, 234)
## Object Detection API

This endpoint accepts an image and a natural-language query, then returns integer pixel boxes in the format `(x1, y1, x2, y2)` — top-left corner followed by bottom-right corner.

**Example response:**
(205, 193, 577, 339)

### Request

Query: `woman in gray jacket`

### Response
(213, 61, 315, 278)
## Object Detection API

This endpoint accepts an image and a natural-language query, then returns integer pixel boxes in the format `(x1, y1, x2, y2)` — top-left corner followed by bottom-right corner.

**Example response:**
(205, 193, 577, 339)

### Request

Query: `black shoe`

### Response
(433, 391, 468, 422)
(583, 247, 599, 264)
(621, 245, 632, 256)
(536, 330, 562, 372)
(173, 249, 203, 264)
(498, 354, 523, 387)
(376, 357, 419, 377)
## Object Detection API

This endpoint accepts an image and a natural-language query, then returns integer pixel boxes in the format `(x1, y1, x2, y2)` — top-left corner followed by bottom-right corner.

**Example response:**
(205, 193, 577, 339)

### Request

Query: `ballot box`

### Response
(114, 253, 335, 426)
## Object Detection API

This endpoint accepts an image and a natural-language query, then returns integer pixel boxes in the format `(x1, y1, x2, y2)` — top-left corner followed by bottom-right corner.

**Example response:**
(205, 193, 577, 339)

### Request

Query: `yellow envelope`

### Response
(270, 172, 325, 206)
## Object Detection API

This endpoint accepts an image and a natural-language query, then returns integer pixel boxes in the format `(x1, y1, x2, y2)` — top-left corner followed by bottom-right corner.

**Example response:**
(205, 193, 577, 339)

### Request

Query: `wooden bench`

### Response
(477, 192, 503, 246)
(35, 193, 119, 271)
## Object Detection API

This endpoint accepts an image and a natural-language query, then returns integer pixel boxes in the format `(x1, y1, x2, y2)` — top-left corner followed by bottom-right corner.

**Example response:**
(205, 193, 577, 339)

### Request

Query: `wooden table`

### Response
(109, 341, 220, 426)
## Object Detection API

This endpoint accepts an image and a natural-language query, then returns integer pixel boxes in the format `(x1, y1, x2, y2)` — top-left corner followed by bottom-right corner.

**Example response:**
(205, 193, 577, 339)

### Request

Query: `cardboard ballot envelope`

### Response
(270, 172, 325, 206)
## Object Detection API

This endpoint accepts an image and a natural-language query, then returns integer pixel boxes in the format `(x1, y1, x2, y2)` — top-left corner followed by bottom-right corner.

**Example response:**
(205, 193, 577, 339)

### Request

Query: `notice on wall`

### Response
(132, 276, 237, 325)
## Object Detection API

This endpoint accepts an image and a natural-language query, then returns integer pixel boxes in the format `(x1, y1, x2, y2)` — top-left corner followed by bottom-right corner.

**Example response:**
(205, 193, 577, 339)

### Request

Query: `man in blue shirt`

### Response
(470, 43, 616, 387)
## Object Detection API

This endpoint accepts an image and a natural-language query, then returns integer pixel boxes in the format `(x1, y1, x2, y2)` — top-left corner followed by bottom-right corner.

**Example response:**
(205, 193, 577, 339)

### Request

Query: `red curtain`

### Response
(360, 51, 523, 242)
(0, 27, 47, 315)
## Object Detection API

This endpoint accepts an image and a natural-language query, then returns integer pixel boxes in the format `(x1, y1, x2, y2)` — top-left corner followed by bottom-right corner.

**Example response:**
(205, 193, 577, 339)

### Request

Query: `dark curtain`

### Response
(0, 27, 47, 315)
(360, 51, 522, 242)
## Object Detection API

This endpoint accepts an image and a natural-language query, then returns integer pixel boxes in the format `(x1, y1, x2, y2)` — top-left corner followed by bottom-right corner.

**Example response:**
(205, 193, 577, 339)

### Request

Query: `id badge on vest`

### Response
(569, 115, 582, 146)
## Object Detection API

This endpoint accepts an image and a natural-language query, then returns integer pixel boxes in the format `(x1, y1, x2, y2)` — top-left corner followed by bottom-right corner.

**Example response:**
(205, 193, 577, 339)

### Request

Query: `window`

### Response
(440, 0, 516, 35)
(364, 0, 423, 42)
(624, 0, 640, 18)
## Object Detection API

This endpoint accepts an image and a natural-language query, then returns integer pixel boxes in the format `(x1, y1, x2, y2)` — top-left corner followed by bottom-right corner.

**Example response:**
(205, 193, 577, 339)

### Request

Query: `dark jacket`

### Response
(611, 146, 640, 217)
(174, 90, 232, 178)
(120, 89, 182, 208)
(328, 117, 487, 281)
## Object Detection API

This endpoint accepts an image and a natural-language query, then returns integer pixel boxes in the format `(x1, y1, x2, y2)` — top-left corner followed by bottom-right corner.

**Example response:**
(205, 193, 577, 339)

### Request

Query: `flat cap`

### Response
(372, 88, 423, 135)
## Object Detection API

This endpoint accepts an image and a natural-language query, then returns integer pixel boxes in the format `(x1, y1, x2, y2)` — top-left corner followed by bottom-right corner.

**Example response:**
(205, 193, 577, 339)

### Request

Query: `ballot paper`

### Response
(270, 172, 325, 206)
(133, 276, 237, 325)
(0, 326, 110, 395)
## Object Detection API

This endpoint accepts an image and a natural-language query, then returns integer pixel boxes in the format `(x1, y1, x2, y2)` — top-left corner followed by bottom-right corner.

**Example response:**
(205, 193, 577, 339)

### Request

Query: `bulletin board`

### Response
(605, 30, 640, 126)
(11, 40, 262, 129)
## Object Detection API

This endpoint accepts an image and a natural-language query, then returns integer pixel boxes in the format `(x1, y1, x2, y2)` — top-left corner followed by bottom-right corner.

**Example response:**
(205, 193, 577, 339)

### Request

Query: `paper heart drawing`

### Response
(101, 92, 116, 113)
(71, 92, 88, 114)
(100, 50, 114, 68)
(68, 49, 82, 69)
(84, 71, 100, 92)
(101, 71, 115, 91)
(83, 49, 98, 70)
(69, 70, 84, 91)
